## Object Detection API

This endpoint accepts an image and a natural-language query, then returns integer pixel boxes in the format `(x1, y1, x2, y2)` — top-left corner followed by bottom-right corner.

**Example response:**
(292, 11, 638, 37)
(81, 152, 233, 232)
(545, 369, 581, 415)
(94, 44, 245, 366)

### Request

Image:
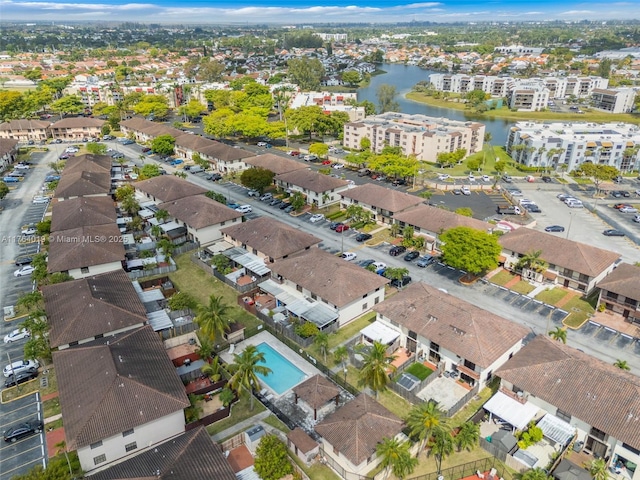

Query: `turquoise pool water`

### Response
(255, 342, 306, 395)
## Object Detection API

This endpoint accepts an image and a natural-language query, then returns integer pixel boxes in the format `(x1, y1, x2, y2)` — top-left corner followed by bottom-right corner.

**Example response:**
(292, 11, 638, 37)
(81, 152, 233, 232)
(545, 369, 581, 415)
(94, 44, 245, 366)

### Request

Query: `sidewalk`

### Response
(211, 409, 271, 442)
(527, 284, 548, 298)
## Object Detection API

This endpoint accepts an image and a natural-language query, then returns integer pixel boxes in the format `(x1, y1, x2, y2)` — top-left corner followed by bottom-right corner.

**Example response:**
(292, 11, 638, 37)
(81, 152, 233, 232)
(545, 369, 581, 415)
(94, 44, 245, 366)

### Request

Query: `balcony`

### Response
(456, 363, 480, 380)
(499, 386, 528, 404)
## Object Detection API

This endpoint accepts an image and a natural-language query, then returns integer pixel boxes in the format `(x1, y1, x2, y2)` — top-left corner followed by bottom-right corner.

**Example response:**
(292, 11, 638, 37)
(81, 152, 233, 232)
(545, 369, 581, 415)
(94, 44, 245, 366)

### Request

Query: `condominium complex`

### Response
(591, 88, 637, 114)
(507, 82, 550, 112)
(288, 91, 365, 121)
(506, 121, 640, 172)
(343, 112, 485, 162)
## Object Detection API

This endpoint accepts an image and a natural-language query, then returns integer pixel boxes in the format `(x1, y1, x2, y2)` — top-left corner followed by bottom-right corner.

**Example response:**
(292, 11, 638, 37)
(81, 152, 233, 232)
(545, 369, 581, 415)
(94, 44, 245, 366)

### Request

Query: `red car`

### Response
(335, 224, 350, 233)
(287, 151, 300, 156)
(321, 160, 332, 165)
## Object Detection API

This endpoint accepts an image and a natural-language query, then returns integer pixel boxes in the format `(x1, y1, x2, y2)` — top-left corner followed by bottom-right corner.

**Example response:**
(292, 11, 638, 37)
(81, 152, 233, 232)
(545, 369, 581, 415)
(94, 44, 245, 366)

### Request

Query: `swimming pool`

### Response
(255, 342, 306, 395)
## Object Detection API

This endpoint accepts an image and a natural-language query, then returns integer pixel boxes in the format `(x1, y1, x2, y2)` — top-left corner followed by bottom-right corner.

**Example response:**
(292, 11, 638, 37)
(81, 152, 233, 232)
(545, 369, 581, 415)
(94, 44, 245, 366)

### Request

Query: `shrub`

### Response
(517, 422, 544, 449)
(294, 322, 320, 338)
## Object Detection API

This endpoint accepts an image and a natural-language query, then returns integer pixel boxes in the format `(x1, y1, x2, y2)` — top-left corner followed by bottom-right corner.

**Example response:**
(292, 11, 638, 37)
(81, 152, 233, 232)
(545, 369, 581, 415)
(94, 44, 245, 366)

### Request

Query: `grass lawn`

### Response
(47, 418, 64, 430)
(290, 452, 342, 480)
(328, 311, 376, 350)
(405, 362, 434, 381)
(1, 366, 58, 403)
(510, 281, 536, 295)
(489, 270, 516, 286)
(43, 397, 61, 418)
(451, 381, 499, 428)
(563, 296, 596, 329)
(206, 394, 265, 436)
(535, 287, 569, 305)
(377, 388, 413, 420)
(368, 228, 396, 246)
(263, 414, 290, 433)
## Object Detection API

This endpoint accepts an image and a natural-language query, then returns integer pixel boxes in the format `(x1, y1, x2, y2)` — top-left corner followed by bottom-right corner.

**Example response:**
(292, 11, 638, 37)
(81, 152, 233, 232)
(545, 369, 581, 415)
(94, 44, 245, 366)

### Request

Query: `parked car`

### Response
(481, 175, 491, 182)
(44, 175, 60, 182)
(614, 203, 633, 210)
(303, 154, 318, 162)
(416, 255, 437, 267)
(359, 259, 376, 268)
(468, 174, 476, 182)
(502, 175, 513, 183)
(257, 141, 269, 147)
(259, 193, 273, 202)
(21, 226, 37, 235)
(507, 189, 523, 197)
(4, 370, 38, 388)
(103, 135, 115, 140)
(246, 189, 259, 197)
(603, 229, 626, 237)
(438, 174, 450, 181)
(3, 420, 44, 442)
(235, 205, 252, 214)
(619, 206, 638, 213)
(335, 224, 349, 233)
(322, 160, 332, 165)
(331, 163, 344, 169)
(13, 265, 35, 277)
(390, 276, 412, 289)
(121, 139, 135, 145)
(169, 159, 183, 166)
(461, 186, 471, 196)
(541, 176, 552, 183)
(14, 163, 29, 170)
(3, 359, 39, 378)
(269, 198, 282, 206)
(634, 215, 640, 223)
(32, 196, 50, 205)
(404, 251, 420, 262)
(355, 233, 372, 242)
(372, 262, 387, 273)
(207, 173, 223, 181)
(4, 328, 29, 343)
(309, 214, 325, 223)
(226, 202, 240, 209)
(545, 225, 565, 233)
(329, 222, 342, 230)
(341, 252, 357, 261)
(283, 205, 295, 213)
(287, 151, 300, 156)
(524, 204, 541, 213)
(279, 202, 291, 210)
(452, 189, 462, 195)
(14, 256, 33, 266)
(392, 178, 406, 186)
(389, 245, 407, 256)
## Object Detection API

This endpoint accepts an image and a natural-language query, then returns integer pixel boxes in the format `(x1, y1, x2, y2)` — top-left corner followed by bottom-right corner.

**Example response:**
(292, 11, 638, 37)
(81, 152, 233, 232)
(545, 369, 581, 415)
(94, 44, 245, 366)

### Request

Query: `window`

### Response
(362, 303, 368, 310)
(90, 441, 103, 449)
(556, 409, 571, 423)
(125, 442, 137, 452)
(81, 267, 90, 274)
(590, 426, 606, 441)
(122, 429, 134, 437)
(93, 454, 106, 465)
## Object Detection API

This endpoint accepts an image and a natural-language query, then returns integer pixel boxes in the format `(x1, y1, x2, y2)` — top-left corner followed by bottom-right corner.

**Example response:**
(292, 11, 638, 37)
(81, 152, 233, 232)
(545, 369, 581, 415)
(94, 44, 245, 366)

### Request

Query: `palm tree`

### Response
(121, 195, 139, 215)
(155, 209, 169, 224)
(430, 427, 454, 475)
(588, 458, 610, 480)
(406, 401, 448, 456)
(55, 440, 73, 476)
(314, 332, 329, 363)
(195, 295, 231, 343)
(219, 387, 235, 407)
(548, 326, 567, 344)
(228, 344, 272, 410)
(357, 341, 397, 398)
(614, 359, 631, 371)
(521, 467, 551, 480)
(390, 223, 401, 237)
(16, 291, 44, 312)
(377, 437, 418, 480)
(455, 421, 480, 451)
(516, 250, 548, 274)
(201, 356, 222, 382)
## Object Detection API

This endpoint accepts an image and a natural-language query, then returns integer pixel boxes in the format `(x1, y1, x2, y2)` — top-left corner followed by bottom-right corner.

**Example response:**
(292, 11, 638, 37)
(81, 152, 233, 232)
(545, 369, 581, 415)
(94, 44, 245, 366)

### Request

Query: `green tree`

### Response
(201, 356, 222, 381)
(179, 98, 206, 121)
(521, 467, 551, 480)
(239, 167, 275, 194)
(430, 428, 455, 475)
(150, 134, 175, 156)
(220, 387, 235, 407)
(588, 459, 610, 480)
(516, 250, 548, 274)
(120, 195, 140, 215)
(334, 345, 348, 369)
(455, 422, 480, 451)
(358, 341, 397, 398)
(139, 163, 162, 179)
(16, 291, 44, 312)
(205, 191, 227, 204)
(287, 57, 325, 91)
(115, 184, 135, 201)
(167, 291, 198, 311)
(377, 84, 399, 113)
(309, 142, 329, 158)
(228, 344, 272, 410)
(290, 191, 306, 211)
(455, 207, 473, 217)
(286, 105, 325, 141)
(50, 95, 84, 118)
(377, 437, 418, 480)
(494, 160, 508, 174)
(548, 326, 567, 344)
(440, 226, 501, 277)
(407, 401, 448, 456)
(314, 332, 329, 363)
(133, 94, 169, 119)
(85, 142, 107, 155)
(614, 359, 631, 371)
(360, 137, 371, 151)
(342, 70, 362, 87)
(384, 267, 410, 283)
(48, 160, 66, 174)
(195, 295, 231, 343)
(0, 181, 9, 200)
(575, 163, 620, 191)
(254, 434, 294, 480)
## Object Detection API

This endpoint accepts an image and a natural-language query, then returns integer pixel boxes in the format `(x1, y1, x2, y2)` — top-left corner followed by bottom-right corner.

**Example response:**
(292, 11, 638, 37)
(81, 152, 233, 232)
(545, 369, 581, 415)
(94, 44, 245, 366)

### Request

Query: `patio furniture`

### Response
(477, 471, 485, 479)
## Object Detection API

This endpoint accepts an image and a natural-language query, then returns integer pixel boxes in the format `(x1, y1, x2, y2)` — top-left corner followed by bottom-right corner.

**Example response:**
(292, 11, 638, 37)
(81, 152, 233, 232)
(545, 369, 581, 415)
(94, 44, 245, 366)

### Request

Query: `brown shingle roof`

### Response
(496, 335, 640, 449)
(499, 227, 620, 277)
(158, 195, 242, 230)
(315, 394, 403, 466)
(63, 154, 112, 174)
(393, 204, 493, 233)
(135, 176, 207, 203)
(175, 134, 218, 150)
(270, 249, 389, 308)
(51, 196, 117, 232)
(48, 224, 125, 273)
(293, 374, 341, 410)
(199, 142, 254, 162)
(0, 119, 50, 131)
(276, 169, 348, 193)
(43, 270, 147, 348)
(244, 154, 309, 175)
(49, 117, 105, 129)
(220, 217, 321, 260)
(373, 282, 528, 368)
(54, 171, 111, 199)
(596, 263, 640, 300)
(53, 326, 189, 450)
(341, 184, 424, 213)
(0, 138, 19, 156)
(287, 428, 318, 455)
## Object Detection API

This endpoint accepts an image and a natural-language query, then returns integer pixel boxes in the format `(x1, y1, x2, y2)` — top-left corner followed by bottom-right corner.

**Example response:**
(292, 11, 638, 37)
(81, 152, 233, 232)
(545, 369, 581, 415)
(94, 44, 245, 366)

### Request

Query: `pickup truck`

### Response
(497, 204, 522, 215)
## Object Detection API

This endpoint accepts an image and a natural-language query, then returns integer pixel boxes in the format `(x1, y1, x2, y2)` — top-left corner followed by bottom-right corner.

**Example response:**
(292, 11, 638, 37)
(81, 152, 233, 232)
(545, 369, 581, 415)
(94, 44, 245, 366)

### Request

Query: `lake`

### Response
(357, 63, 513, 145)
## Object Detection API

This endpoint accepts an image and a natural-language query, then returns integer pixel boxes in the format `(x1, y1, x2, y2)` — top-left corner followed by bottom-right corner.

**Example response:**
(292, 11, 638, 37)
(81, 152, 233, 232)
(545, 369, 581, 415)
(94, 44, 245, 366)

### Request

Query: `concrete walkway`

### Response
(527, 284, 548, 298)
(211, 409, 271, 442)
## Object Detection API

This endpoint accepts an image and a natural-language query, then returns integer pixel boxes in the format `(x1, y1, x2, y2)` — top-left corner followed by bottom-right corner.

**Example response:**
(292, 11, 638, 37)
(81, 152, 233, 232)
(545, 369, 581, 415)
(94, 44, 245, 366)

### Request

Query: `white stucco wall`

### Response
(68, 261, 123, 280)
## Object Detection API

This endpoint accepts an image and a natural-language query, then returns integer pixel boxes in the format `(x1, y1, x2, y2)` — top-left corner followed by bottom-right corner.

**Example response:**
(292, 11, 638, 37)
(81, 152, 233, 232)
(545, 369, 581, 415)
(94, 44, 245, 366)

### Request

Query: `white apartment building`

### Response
(288, 91, 364, 120)
(591, 88, 637, 114)
(506, 121, 640, 172)
(316, 33, 348, 42)
(508, 83, 550, 112)
(343, 112, 485, 162)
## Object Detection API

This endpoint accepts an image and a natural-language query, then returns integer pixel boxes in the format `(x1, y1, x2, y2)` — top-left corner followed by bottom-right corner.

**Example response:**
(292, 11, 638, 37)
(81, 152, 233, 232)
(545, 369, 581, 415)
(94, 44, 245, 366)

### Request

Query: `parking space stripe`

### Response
(0, 450, 45, 476)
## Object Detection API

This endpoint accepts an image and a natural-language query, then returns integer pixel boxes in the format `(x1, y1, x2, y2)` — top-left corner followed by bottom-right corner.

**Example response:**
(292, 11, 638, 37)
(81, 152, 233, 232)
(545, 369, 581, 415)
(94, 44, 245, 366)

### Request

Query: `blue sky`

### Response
(0, 0, 637, 24)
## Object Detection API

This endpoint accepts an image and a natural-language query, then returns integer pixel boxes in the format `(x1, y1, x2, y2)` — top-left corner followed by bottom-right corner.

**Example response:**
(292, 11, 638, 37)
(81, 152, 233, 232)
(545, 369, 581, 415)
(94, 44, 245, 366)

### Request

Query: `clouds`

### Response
(0, 0, 635, 23)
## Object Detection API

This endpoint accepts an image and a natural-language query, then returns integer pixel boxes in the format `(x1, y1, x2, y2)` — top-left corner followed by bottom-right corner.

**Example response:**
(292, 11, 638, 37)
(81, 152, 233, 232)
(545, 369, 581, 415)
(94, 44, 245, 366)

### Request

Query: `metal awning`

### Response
(147, 310, 173, 331)
(205, 241, 234, 254)
(537, 413, 575, 445)
(161, 221, 182, 232)
(259, 279, 299, 305)
(361, 320, 400, 345)
(223, 247, 270, 276)
(484, 391, 539, 430)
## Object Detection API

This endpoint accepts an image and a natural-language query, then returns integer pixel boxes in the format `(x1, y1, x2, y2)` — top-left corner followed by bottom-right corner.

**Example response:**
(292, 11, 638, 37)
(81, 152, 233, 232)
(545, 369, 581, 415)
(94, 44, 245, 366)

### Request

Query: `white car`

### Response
(257, 142, 268, 147)
(468, 174, 475, 182)
(21, 226, 37, 235)
(3, 359, 39, 378)
(619, 206, 638, 214)
(14, 163, 29, 170)
(372, 261, 387, 271)
(32, 196, 50, 205)
(461, 186, 471, 195)
(438, 174, 450, 181)
(235, 205, 252, 214)
(481, 175, 491, 182)
(4, 328, 30, 343)
(65, 147, 79, 153)
(341, 252, 357, 261)
(309, 214, 325, 223)
(332, 163, 344, 169)
(14, 265, 35, 277)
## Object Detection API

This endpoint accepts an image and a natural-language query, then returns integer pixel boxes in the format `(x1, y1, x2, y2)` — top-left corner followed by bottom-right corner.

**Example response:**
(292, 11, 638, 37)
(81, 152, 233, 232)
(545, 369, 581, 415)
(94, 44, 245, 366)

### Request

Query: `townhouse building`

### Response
(591, 88, 636, 114)
(596, 263, 640, 326)
(275, 169, 349, 207)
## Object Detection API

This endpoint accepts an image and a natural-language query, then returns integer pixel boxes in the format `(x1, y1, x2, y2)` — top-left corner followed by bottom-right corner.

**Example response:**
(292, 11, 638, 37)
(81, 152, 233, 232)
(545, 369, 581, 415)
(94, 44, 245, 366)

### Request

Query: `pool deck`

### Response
(220, 331, 322, 399)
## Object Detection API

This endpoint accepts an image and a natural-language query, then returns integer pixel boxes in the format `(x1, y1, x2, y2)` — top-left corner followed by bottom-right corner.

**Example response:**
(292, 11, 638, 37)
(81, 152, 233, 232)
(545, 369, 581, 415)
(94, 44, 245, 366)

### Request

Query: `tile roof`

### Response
(0, 119, 50, 131)
(0, 138, 19, 156)
(220, 217, 321, 260)
(269, 249, 389, 308)
(135, 176, 207, 203)
(53, 326, 190, 450)
(596, 263, 640, 300)
(51, 196, 117, 232)
(287, 428, 318, 454)
(393, 204, 493, 234)
(54, 170, 111, 199)
(49, 117, 105, 128)
(244, 154, 309, 175)
(89, 427, 236, 480)
(276, 169, 348, 193)
(499, 227, 620, 277)
(199, 142, 254, 162)
(496, 335, 640, 450)
(315, 394, 403, 466)
(43, 270, 147, 348)
(48, 224, 125, 273)
(63, 154, 112, 174)
(121, 117, 186, 139)
(174, 134, 218, 150)
(158, 195, 242, 230)
(293, 374, 341, 410)
(341, 184, 424, 213)
(373, 282, 528, 368)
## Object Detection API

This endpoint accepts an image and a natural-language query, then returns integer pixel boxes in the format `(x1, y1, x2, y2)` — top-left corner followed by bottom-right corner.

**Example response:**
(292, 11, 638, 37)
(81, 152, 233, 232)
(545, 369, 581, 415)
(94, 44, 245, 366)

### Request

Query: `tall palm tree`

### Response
(16, 291, 44, 312)
(455, 421, 480, 451)
(588, 459, 610, 480)
(614, 359, 631, 371)
(548, 326, 567, 344)
(55, 440, 73, 476)
(377, 437, 418, 480)
(516, 250, 548, 274)
(314, 332, 329, 363)
(406, 401, 448, 456)
(201, 356, 222, 382)
(228, 344, 272, 410)
(430, 427, 454, 475)
(357, 341, 397, 398)
(155, 209, 169, 224)
(195, 295, 231, 343)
